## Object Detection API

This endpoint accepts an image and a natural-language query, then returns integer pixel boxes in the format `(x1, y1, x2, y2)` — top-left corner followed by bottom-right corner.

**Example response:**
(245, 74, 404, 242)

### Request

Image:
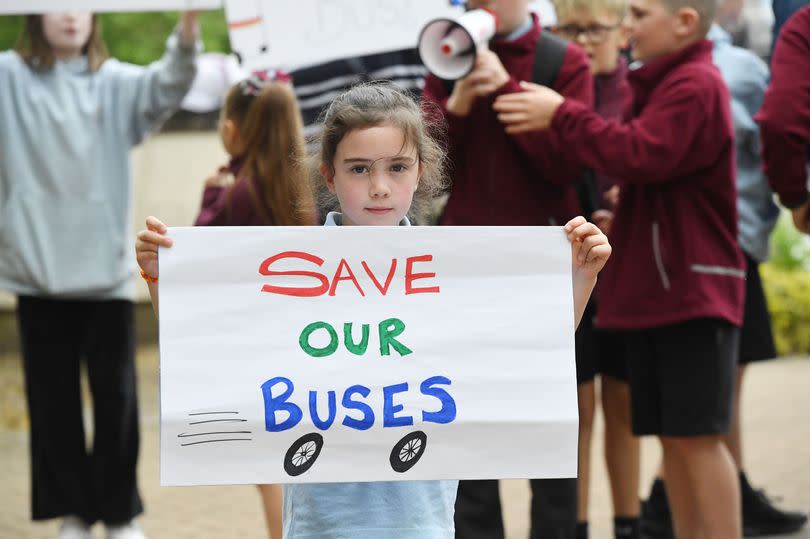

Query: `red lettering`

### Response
(405, 255, 440, 295)
(362, 259, 397, 296)
(259, 251, 329, 297)
(329, 258, 366, 297)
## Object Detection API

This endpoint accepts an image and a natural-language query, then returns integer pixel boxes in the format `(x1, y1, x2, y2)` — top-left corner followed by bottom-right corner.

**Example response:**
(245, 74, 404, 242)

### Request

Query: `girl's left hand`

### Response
(565, 216, 611, 281)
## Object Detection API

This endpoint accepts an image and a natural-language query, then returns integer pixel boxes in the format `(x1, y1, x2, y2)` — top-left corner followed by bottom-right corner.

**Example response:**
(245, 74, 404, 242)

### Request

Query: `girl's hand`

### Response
(565, 216, 611, 281)
(180, 11, 201, 47)
(136, 216, 173, 279)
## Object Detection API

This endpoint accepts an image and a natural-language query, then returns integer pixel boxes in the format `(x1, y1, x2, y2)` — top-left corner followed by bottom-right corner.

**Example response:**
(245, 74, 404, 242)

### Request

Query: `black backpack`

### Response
(440, 30, 600, 220)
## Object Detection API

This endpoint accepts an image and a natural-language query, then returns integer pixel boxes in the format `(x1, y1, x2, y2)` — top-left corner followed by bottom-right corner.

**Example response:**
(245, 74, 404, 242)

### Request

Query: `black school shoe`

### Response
(640, 474, 809, 538)
(740, 472, 808, 536)
(640, 479, 674, 539)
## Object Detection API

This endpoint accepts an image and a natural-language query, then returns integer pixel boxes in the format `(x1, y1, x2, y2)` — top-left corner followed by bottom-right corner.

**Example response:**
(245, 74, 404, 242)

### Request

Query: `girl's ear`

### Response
(416, 161, 424, 191)
(320, 163, 336, 194)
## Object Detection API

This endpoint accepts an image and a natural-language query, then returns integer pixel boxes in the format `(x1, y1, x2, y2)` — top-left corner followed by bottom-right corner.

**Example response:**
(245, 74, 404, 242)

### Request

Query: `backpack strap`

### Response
(532, 30, 568, 88)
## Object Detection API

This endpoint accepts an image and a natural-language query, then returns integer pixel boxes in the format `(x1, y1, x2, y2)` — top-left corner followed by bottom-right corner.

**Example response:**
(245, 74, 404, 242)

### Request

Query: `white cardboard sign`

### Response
(224, 0, 464, 71)
(0, 1, 221, 14)
(158, 226, 578, 486)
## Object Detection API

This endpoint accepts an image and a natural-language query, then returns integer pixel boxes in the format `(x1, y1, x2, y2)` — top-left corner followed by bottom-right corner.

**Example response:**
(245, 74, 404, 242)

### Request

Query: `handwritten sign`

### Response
(158, 226, 578, 486)
(224, 0, 463, 71)
(0, 1, 221, 14)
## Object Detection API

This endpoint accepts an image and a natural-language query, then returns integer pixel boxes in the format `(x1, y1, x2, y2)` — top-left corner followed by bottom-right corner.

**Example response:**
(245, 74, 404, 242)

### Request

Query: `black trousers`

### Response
(455, 479, 577, 539)
(17, 296, 143, 524)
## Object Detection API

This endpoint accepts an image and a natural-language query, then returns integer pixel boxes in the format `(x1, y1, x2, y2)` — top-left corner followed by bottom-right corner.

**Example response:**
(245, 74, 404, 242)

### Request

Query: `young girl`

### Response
(194, 71, 315, 539)
(0, 11, 199, 539)
(194, 70, 314, 228)
(136, 82, 611, 537)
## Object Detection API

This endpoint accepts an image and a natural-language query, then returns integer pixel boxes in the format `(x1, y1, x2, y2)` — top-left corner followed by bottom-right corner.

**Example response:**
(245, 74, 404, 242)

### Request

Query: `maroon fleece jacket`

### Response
(756, 5, 810, 209)
(551, 40, 745, 329)
(422, 14, 593, 225)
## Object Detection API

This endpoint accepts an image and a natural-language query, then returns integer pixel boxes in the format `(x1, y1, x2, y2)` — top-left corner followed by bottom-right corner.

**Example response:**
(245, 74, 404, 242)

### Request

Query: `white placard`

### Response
(0, 0, 221, 14)
(158, 226, 578, 486)
(224, 0, 464, 71)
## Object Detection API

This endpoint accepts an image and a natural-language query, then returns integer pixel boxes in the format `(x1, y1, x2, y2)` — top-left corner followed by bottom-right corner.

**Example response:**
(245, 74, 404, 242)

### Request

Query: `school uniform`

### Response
(550, 40, 745, 437)
(422, 14, 593, 227)
(711, 25, 779, 364)
(194, 156, 277, 226)
(756, 5, 810, 212)
(575, 58, 633, 386)
(423, 14, 593, 539)
(0, 31, 198, 523)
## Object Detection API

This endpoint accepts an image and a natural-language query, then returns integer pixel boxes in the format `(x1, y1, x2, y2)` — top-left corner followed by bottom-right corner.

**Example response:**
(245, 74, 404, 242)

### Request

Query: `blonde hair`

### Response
(16, 14, 108, 72)
(554, 0, 627, 21)
(309, 82, 448, 225)
(223, 81, 315, 226)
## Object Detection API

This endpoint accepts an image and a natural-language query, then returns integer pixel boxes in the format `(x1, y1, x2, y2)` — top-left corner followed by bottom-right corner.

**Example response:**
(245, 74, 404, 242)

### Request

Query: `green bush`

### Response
(761, 262, 810, 356)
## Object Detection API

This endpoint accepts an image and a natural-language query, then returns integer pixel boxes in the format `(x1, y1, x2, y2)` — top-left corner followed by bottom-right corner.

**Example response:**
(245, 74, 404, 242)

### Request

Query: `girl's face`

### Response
(41, 12, 93, 61)
(322, 124, 421, 226)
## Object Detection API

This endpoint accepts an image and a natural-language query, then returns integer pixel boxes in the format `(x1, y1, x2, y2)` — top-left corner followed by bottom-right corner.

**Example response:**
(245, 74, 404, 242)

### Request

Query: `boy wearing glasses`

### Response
(553, 4, 639, 539)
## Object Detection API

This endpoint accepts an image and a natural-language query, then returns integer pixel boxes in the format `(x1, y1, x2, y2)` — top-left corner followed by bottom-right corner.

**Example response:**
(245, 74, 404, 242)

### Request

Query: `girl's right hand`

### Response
(136, 216, 173, 279)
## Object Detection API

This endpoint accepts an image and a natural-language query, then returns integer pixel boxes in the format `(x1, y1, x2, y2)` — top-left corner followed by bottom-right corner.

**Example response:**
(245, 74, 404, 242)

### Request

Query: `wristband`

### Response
(140, 269, 158, 283)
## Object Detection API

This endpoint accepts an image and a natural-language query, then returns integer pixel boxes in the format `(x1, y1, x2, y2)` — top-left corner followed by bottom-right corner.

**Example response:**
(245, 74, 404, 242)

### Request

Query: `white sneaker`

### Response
(105, 520, 147, 539)
(58, 516, 92, 539)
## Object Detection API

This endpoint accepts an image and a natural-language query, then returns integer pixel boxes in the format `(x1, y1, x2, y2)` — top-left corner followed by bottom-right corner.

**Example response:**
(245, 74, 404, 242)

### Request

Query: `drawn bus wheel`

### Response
(284, 433, 324, 477)
(390, 431, 427, 473)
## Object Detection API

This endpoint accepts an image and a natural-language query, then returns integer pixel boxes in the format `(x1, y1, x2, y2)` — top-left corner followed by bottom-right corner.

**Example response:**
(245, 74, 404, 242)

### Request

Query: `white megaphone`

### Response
(418, 8, 499, 80)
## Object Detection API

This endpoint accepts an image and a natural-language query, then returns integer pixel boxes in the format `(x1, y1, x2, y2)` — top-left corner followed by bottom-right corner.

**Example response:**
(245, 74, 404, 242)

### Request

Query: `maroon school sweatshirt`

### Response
(756, 5, 810, 209)
(422, 14, 593, 225)
(551, 40, 745, 329)
(194, 157, 275, 226)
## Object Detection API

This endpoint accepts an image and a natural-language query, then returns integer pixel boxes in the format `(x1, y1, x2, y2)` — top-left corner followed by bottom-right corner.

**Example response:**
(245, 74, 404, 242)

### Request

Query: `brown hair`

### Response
(660, 0, 716, 36)
(311, 81, 448, 224)
(15, 14, 108, 72)
(223, 81, 315, 226)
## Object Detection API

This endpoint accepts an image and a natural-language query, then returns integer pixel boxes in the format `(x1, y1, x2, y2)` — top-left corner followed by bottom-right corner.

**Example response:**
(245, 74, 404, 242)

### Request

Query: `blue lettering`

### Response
(383, 382, 413, 427)
(308, 390, 337, 430)
(341, 385, 374, 430)
(420, 376, 457, 424)
(261, 377, 303, 432)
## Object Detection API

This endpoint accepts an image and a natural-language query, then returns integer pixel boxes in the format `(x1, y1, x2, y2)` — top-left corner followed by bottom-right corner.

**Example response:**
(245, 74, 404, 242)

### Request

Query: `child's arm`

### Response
(494, 75, 722, 184)
(495, 49, 594, 188)
(135, 216, 173, 315)
(756, 7, 810, 233)
(114, 12, 201, 146)
(564, 216, 611, 328)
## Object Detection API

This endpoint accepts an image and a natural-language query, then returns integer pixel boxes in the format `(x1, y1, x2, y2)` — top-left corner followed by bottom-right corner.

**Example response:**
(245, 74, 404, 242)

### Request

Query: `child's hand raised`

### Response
(565, 216, 611, 281)
(136, 216, 173, 280)
(493, 81, 565, 133)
